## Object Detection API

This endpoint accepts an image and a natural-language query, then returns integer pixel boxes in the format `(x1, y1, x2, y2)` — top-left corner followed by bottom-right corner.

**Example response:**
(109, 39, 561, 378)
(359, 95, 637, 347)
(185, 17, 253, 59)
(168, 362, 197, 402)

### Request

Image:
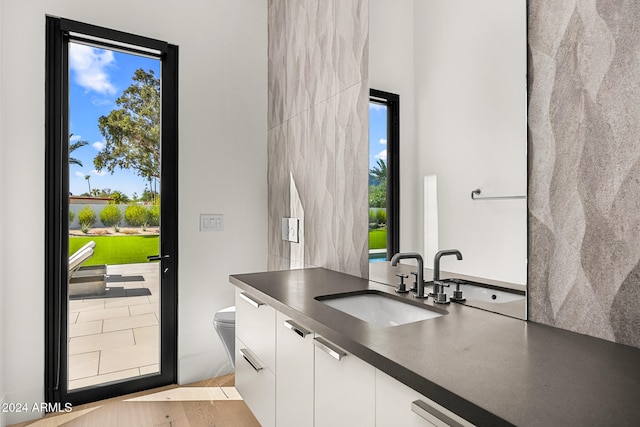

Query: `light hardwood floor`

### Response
(9, 374, 260, 427)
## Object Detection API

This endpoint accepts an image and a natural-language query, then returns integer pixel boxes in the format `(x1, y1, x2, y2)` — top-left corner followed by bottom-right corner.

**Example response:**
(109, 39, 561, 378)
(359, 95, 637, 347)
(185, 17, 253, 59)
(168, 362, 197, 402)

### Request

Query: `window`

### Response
(369, 89, 399, 261)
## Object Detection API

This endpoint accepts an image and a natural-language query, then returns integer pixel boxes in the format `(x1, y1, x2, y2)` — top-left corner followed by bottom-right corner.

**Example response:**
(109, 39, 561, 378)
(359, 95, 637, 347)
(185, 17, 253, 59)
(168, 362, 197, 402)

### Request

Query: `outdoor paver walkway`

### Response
(68, 262, 160, 390)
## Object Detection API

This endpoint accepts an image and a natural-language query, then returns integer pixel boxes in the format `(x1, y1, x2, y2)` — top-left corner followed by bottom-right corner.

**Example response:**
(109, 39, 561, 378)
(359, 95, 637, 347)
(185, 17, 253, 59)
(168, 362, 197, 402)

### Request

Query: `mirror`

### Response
(368, 0, 527, 318)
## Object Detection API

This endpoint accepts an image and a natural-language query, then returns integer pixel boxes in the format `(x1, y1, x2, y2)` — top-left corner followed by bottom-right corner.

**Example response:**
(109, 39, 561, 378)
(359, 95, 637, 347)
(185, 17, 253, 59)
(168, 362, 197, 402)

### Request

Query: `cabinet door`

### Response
(235, 337, 276, 427)
(314, 337, 375, 427)
(235, 288, 276, 371)
(376, 370, 474, 427)
(276, 312, 314, 427)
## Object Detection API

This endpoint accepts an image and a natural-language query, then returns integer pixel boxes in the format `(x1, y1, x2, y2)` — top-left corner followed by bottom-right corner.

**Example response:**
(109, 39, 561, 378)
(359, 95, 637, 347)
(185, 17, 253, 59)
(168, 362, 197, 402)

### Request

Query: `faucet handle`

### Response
(409, 272, 419, 292)
(448, 279, 466, 302)
(395, 273, 409, 294)
(433, 280, 451, 304)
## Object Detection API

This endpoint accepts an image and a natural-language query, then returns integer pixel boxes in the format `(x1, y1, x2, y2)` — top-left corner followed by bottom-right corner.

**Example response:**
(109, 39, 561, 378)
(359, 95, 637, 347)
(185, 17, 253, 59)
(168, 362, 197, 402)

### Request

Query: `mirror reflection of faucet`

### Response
(430, 249, 463, 304)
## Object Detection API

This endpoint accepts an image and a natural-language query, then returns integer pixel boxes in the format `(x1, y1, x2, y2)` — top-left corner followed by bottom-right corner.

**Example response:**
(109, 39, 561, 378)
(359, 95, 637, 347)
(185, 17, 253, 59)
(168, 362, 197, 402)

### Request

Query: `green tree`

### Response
(110, 190, 130, 205)
(369, 159, 387, 186)
(125, 204, 151, 230)
(369, 184, 387, 208)
(100, 204, 123, 231)
(78, 205, 96, 234)
(94, 69, 160, 184)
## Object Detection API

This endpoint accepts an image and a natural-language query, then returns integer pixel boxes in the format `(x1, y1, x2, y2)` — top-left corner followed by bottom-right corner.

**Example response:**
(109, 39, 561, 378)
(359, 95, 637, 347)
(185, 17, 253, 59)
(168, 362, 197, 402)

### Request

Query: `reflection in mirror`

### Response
(369, 0, 527, 318)
(369, 89, 399, 263)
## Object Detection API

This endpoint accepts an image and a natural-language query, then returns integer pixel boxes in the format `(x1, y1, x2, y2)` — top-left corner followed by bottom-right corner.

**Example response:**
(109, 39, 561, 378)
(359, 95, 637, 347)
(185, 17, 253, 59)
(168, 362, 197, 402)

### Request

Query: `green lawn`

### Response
(69, 235, 160, 265)
(369, 228, 387, 250)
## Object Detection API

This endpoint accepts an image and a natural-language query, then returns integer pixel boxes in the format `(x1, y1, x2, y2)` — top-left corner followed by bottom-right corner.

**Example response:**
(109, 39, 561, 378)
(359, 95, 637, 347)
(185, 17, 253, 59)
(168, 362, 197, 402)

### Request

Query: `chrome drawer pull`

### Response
(284, 320, 311, 338)
(239, 292, 264, 308)
(411, 400, 467, 427)
(314, 337, 346, 361)
(239, 348, 264, 373)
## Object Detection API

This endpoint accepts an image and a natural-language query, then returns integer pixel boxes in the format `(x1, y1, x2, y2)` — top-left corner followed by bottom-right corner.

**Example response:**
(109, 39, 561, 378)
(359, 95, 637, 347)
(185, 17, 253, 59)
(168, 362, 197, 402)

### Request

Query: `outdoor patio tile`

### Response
(70, 329, 135, 355)
(69, 299, 105, 313)
(69, 319, 103, 338)
(104, 295, 154, 309)
(69, 368, 141, 390)
(129, 303, 160, 316)
(69, 312, 79, 324)
(69, 351, 100, 380)
(77, 306, 130, 323)
(100, 343, 159, 374)
(133, 325, 159, 345)
(103, 313, 158, 333)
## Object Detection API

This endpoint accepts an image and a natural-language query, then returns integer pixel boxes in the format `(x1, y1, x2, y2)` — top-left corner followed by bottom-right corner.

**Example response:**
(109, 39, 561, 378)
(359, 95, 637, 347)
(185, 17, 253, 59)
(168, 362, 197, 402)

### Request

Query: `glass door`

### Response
(46, 17, 178, 406)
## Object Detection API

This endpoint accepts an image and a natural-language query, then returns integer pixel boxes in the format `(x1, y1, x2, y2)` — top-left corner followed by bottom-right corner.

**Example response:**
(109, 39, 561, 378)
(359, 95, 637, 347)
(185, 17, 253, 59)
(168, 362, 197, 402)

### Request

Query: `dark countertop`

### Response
(229, 267, 640, 427)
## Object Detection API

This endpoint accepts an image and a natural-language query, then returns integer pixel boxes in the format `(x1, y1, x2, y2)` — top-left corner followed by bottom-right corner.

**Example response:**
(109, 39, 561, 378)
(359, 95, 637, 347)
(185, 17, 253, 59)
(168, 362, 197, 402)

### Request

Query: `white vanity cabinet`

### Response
(234, 288, 276, 427)
(376, 370, 474, 427)
(275, 311, 315, 427)
(314, 336, 376, 427)
(233, 287, 473, 427)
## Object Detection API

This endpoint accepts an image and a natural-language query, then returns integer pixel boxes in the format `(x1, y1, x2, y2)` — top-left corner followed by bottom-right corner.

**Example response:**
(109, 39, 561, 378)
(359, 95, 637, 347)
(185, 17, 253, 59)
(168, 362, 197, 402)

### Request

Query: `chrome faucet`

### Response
(432, 249, 463, 303)
(390, 252, 428, 299)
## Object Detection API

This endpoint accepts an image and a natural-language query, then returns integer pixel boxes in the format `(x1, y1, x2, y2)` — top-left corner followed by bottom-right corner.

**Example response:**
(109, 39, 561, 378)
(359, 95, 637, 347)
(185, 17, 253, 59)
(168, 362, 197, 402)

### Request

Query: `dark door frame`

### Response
(370, 88, 400, 259)
(45, 16, 178, 406)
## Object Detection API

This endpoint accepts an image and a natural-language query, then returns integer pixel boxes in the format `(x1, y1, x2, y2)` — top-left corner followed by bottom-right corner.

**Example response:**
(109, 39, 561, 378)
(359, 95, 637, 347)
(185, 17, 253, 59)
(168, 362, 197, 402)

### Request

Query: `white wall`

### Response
(0, 1, 267, 424)
(0, 0, 6, 424)
(370, 0, 526, 284)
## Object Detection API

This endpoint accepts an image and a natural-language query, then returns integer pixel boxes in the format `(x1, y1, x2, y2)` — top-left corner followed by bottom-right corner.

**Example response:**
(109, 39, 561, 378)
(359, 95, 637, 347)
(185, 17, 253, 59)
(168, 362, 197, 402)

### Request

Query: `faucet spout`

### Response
(432, 249, 463, 301)
(390, 252, 427, 298)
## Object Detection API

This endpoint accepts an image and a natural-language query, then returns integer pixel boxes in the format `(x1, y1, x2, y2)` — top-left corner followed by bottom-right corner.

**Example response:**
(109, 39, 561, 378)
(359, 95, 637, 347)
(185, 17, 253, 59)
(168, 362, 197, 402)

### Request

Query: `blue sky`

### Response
(68, 42, 160, 198)
(369, 102, 387, 171)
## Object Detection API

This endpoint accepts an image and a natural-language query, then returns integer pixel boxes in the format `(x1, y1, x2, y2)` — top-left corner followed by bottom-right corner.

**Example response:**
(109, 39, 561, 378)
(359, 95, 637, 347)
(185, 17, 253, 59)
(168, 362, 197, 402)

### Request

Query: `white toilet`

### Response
(214, 305, 236, 369)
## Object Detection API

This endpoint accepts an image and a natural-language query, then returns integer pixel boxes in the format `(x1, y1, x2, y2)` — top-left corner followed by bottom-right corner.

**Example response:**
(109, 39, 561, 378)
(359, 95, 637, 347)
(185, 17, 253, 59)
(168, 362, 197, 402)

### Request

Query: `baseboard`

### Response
(2, 388, 46, 426)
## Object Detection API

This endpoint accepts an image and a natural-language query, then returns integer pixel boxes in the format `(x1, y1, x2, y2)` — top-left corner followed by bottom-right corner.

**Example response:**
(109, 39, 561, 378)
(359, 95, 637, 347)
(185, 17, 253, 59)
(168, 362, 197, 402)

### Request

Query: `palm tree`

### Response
(85, 175, 92, 194)
(69, 134, 89, 167)
(369, 159, 387, 186)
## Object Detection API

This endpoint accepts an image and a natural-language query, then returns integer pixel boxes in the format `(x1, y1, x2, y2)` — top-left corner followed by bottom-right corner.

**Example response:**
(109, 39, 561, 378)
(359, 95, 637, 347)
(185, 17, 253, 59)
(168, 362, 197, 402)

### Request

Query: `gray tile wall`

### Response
(267, 0, 369, 278)
(528, 1, 640, 348)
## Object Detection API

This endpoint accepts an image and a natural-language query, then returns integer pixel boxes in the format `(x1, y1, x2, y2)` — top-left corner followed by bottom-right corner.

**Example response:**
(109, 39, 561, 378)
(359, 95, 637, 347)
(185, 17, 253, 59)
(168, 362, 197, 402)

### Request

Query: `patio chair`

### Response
(69, 246, 94, 275)
(69, 240, 96, 276)
(69, 241, 96, 266)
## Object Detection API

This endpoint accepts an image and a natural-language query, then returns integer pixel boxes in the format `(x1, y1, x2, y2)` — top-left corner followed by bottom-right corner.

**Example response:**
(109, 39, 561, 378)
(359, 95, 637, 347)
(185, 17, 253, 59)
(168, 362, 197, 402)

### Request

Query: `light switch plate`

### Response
(200, 214, 223, 232)
(281, 218, 299, 243)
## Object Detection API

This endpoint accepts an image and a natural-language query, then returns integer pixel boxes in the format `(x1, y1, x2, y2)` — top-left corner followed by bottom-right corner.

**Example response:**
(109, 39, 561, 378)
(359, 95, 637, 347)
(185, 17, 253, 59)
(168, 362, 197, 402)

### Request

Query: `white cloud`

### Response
(92, 170, 106, 176)
(92, 141, 105, 151)
(379, 138, 387, 145)
(69, 43, 117, 95)
(374, 149, 387, 161)
(70, 134, 82, 142)
(370, 103, 386, 111)
(74, 171, 85, 178)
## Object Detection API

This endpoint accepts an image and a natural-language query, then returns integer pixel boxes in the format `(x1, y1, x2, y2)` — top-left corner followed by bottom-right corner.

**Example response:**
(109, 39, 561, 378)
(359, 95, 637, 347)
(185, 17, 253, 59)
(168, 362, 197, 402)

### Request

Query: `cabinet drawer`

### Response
(235, 337, 275, 427)
(376, 370, 474, 427)
(314, 336, 375, 427)
(235, 287, 276, 371)
(276, 312, 314, 427)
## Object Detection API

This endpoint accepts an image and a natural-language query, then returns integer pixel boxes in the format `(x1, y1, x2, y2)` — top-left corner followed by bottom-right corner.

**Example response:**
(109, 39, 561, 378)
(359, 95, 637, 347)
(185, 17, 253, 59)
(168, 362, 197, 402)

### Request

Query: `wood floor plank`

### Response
(7, 375, 258, 427)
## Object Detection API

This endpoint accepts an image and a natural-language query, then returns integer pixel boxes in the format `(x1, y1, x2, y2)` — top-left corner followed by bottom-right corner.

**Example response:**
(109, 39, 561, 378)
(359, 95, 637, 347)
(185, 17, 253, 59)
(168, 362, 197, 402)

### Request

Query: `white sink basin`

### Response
(318, 292, 444, 327)
(429, 283, 525, 304)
